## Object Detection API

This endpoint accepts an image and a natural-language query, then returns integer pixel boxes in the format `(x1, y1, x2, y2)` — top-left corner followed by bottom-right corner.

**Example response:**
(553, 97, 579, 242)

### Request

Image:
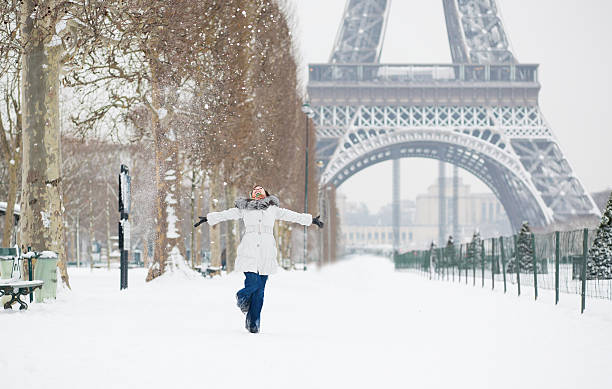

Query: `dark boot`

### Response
(236, 294, 249, 314)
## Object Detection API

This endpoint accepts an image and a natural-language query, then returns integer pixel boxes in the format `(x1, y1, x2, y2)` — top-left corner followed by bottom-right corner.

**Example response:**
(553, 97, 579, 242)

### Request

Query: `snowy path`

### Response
(2, 255, 612, 389)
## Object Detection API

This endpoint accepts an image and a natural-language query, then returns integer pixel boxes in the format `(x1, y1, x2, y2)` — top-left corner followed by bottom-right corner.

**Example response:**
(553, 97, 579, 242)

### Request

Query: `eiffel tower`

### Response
(308, 0, 600, 247)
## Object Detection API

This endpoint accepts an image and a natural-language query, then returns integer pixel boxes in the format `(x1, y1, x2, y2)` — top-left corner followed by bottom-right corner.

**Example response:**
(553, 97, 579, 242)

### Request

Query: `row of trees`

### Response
(430, 224, 535, 271)
(0, 0, 335, 286)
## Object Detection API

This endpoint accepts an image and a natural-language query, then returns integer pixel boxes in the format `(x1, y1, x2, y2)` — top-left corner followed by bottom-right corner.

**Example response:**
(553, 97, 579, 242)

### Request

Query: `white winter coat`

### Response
(206, 195, 312, 275)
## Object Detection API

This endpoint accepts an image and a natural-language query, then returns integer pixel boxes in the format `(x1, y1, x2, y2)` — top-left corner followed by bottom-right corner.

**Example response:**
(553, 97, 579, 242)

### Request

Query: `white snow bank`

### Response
(1, 255, 611, 389)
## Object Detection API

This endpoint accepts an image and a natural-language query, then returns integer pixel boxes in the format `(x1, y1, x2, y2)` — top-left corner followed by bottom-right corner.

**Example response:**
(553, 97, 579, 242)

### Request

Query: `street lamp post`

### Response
(301, 103, 315, 271)
(118, 164, 131, 290)
(326, 186, 332, 265)
(316, 160, 324, 265)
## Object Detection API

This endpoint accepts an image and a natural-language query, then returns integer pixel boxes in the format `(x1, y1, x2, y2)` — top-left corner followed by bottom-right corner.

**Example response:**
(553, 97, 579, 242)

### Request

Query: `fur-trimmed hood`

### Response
(234, 195, 280, 210)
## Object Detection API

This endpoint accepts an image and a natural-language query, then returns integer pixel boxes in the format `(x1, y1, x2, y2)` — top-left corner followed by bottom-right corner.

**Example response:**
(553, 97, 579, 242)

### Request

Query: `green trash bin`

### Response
(0, 248, 17, 279)
(34, 251, 58, 303)
(0, 257, 13, 279)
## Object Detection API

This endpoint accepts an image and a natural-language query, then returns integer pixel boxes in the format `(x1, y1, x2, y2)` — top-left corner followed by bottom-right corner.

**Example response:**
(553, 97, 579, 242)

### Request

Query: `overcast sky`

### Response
(292, 0, 612, 213)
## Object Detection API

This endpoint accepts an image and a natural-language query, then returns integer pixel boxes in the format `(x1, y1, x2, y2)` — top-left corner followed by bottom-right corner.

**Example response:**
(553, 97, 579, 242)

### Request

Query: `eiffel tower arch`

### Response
(308, 0, 600, 235)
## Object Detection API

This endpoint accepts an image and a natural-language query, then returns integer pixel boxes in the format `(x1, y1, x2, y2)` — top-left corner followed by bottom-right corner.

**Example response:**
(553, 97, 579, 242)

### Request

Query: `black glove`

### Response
(312, 215, 324, 228)
(194, 216, 207, 227)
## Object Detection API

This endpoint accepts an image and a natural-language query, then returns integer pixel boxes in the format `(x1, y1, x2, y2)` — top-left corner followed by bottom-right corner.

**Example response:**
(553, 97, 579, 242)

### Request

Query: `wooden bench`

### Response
(205, 266, 222, 277)
(0, 280, 44, 310)
(194, 265, 222, 278)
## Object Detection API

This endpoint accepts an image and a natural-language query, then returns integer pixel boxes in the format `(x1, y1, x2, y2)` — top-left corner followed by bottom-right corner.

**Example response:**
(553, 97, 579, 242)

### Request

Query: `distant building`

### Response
(339, 178, 512, 250)
(415, 177, 511, 242)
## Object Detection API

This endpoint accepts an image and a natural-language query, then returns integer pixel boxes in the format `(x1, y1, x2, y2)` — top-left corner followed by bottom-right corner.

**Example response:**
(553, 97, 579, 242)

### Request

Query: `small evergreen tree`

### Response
(429, 241, 438, 269)
(507, 222, 536, 273)
(466, 231, 482, 268)
(587, 191, 612, 279)
(446, 235, 456, 269)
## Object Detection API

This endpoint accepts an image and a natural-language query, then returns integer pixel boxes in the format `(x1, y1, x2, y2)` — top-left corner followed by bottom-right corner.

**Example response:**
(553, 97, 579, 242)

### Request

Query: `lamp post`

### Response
(301, 103, 315, 270)
(326, 185, 332, 265)
(118, 164, 131, 290)
(316, 160, 324, 265)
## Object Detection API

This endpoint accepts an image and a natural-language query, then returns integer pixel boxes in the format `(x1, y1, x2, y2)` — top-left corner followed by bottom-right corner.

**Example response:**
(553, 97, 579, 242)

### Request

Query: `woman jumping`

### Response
(194, 185, 324, 333)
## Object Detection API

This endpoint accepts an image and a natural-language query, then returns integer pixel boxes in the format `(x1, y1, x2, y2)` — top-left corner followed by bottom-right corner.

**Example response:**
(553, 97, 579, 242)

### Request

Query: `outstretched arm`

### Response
(275, 207, 312, 226)
(206, 207, 242, 226)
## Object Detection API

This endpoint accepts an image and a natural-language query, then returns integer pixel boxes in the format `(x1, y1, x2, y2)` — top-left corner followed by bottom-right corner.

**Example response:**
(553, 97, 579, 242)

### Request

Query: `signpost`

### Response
(119, 165, 131, 290)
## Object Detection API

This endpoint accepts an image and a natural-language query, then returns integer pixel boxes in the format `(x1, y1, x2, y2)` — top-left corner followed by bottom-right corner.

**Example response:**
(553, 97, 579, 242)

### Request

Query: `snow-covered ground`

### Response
(3, 255, 612, 389)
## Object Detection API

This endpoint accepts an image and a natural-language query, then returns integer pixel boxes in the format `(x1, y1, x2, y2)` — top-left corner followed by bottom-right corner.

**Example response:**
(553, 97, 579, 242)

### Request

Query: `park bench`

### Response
(194, 265, 222, 278)
(0, 247, 45, 310)
(204, 266, 222, 277)
(0, 280, 43, 310)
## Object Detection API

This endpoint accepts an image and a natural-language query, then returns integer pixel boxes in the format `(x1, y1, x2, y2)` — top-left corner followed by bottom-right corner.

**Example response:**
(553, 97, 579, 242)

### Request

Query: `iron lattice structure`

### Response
(329, 0, 391, 63)
(309, 0, 599, 231)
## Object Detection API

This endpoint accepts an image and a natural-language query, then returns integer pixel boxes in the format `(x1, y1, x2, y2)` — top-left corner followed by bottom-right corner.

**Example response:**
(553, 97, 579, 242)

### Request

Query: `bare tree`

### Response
(0, 1, 23, 247)
(18, 0, 87, 287)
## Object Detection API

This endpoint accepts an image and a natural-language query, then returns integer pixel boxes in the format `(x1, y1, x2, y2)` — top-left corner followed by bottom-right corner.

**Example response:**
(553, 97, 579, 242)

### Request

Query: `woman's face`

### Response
(251, 186, 266, 200)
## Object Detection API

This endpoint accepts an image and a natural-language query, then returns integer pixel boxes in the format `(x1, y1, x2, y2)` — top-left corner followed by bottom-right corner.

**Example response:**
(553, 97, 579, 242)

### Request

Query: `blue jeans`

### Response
(236, 272, 268, 333)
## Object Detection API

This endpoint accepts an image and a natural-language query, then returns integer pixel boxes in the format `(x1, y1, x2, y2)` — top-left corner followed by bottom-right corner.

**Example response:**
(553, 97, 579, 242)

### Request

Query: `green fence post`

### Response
(28, 257, 33, 303)
(422, 251, 425, 276)
(555, 231, 560, 305)
(458, 245, 462, 284)
(491, 238, 495, 290)
(465, 244, 468, 284)
(451, 247, 455, 282)
(442, 248, 445, 281)
(481, 240, 485, 288)
(515, 234, 521, 296)
(472, 242, 476, 286)
(500, 237, 507, 294)
(531, 233, 538, 300)
(444, 248, 448, 281)
(414, 251, 423, 275)
(581, 228, 588, 314)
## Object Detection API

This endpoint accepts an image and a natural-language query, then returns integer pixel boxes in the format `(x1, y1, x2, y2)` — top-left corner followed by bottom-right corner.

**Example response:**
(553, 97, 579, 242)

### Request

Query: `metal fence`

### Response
(394, 228, 611, 313)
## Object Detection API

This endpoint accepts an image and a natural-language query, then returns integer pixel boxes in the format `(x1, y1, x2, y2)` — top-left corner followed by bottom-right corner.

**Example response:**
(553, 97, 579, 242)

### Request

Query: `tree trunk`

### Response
(88, 179, 94, 270)
(20, 0, 69, 287)
(208, 163, 223, 269)
(146, 76, 187, 281)
(75, 214, 80, 267)
(194, 179, 204, 267)
(225, 183, 238, 272)
(143, 239, 149, 269)
(276, 221, 292, 268)
(189, 170, 196, 268)
(106, 184, 112, 270)
(2, 160, 19, 247)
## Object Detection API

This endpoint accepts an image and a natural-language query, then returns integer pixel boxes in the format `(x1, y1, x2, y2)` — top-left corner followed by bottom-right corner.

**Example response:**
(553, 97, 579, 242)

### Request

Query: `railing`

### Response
(394, 228, 610, 314)
(308, 63, 539, 84)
